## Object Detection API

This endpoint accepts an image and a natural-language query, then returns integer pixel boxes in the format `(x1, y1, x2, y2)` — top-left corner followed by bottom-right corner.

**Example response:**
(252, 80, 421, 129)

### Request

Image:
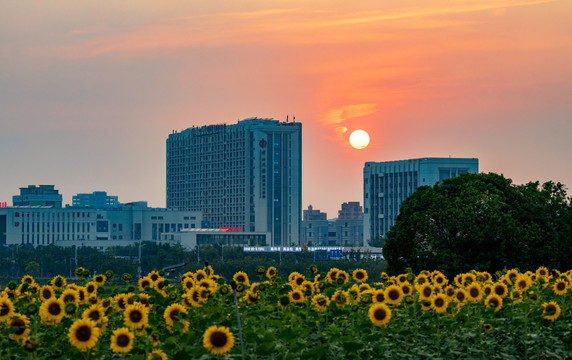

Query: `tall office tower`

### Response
(166, 118, 302, 246)
(363, 157, 478, 245)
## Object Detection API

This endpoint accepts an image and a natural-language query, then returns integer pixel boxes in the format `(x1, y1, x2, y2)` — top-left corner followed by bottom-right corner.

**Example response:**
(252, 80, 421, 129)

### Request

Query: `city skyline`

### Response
(2, 0, 572, 216)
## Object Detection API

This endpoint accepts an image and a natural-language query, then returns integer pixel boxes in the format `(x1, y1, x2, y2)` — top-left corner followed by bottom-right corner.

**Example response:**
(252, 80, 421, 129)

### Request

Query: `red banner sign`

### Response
(219, 226, 242, 231)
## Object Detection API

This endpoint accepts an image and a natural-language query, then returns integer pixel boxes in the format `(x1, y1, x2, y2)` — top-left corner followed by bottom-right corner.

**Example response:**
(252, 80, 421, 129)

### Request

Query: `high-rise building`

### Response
(166, 118, 302, 246)
(13, 185, 63, 208)
(363, 157, 478, 245)
(72, 191, 120, 209)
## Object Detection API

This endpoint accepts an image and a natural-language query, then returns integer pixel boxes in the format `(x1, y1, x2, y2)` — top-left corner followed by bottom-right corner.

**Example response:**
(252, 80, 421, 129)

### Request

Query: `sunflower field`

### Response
(1, 265, 571, 359)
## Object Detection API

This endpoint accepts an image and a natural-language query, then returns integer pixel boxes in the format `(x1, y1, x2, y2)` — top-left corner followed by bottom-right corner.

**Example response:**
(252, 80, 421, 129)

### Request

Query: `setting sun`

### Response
(349, 130, 370, 149)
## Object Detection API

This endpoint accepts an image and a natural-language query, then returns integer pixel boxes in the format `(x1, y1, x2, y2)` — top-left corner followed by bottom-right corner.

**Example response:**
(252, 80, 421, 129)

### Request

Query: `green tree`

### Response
(24, 261, 40, 277)
(383, 173, 572, 276)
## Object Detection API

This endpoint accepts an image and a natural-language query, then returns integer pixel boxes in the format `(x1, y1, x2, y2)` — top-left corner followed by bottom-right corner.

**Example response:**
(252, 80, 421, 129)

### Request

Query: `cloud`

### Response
(59, 0, 554, 58)
(322, 104, 377, 144)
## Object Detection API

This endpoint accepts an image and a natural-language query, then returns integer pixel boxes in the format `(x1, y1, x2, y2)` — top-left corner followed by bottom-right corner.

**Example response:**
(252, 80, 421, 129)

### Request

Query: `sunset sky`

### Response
(1, 0, 571, 217)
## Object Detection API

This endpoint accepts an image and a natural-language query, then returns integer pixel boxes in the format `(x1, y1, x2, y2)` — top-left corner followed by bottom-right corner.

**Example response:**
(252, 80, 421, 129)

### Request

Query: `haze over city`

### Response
(2, 0, 572, 216)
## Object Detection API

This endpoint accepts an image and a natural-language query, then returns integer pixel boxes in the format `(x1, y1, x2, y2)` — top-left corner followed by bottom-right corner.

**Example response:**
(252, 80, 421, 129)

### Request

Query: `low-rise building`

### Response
(0, 203, 202, 249)
(13, 185, 63, 208)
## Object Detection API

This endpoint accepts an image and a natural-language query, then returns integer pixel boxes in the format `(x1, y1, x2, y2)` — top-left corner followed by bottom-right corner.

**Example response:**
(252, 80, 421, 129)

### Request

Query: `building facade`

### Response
(300, 202, 363, 247)
(0, 204, 202, 249)
(166, 118, 302, 246)
(363, 157, 478, 245)
(13, 185, 63, 208)
(72, 191, 120, 209)
(300, 205, 329, 246)
(334, 202, 363, 247)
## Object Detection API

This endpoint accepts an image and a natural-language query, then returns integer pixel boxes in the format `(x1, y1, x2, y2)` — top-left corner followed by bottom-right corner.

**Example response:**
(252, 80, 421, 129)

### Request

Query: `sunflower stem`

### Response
(231, 281, 245, 360)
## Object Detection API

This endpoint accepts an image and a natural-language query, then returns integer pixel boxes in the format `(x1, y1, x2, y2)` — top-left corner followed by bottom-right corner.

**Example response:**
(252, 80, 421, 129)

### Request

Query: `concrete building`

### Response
(166, 118, 302, 246)
(334, 202, 363, 247)
(0, 203, 202, 249)
(301, 205, 329, 246)
(72, 191, 120, 209)
(363, 157, 478, 245)
(300, 202, 363, 247)
(13, 185, 62, 208)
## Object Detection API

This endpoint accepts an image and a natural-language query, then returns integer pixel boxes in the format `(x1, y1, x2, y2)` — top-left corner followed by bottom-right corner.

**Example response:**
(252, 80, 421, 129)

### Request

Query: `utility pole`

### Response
(138, 241, 142, 278)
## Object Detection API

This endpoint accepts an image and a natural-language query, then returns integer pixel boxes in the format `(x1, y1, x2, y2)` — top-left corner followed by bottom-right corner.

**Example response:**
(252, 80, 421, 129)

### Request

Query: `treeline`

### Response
(0, 243, 387, 285)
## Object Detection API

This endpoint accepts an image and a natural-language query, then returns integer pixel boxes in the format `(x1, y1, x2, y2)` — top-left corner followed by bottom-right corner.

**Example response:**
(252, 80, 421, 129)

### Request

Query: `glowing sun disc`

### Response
(349, 130, 370, 149)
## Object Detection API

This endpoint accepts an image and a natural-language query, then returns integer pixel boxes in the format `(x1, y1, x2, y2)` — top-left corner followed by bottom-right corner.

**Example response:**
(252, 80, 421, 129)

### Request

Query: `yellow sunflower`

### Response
(384, 285, 404, 305)
(504, 269, 520, 285)
(336, 270, 349, 285)
(8, 313, 30, 340)
(372, 289, 386, 303)
(124, 302, 149, 330)
(186, 287, 203, 308)
(93, 274, 106, 286)
(148, 349, 168, 360)
(414, 274, 429, 286)
(266, 266, 277, 278)
(68, 318, 100, 351)
(453, 289, 468, 303)
(288, 289, 306, 303)
(431, 294, 449, 313)
(536, 266, 549, 279)
(400, 282, 413, 297)
(39, 298, 65, 324)
(311, 294, 330, 312)
(326, 268, 339, 283)
(368, 303, 392, 326)
(203, 325, 235, 356)
(484, 294, 503, 312)
(492, 283, 508, 298)
(60, 288, 79, 304)
(39, 285, 55, 302)
(0, 296, 16, 322)
(114, 293, 128, 311)
(288, 271, 303, 283)
(85, 281, 98, 295)
(418, 283, 434, 300)
(164, 303, 187, 325)
(352, 269, 368, 283)
(50, 275, 67, 290)
(420, 300, 432, 311)
(82, 304, 108, 324)
(110, 327, 134, 354)
(553, 279, 568, 295)
(233, 271, 250, 286)
(466, 283, 483, 302)
(181, 277, 195, 291)
(542, 301, 561, 321)
(514, 275, 532, 292)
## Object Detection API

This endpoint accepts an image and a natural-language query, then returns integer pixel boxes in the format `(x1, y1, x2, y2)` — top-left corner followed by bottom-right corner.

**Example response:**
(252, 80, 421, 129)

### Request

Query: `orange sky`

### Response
(1, 0, 571, 216)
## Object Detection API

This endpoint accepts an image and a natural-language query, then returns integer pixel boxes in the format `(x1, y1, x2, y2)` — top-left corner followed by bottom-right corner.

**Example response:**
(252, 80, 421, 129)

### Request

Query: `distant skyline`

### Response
(2, 0, 572, 216)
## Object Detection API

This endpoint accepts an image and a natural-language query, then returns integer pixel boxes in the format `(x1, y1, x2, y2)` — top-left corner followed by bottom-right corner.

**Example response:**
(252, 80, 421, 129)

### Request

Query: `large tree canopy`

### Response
(383, 172, 572, 276)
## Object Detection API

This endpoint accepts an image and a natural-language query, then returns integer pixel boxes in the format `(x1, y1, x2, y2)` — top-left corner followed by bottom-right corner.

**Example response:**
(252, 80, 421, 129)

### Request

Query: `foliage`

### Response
(383, 173, 572, 276)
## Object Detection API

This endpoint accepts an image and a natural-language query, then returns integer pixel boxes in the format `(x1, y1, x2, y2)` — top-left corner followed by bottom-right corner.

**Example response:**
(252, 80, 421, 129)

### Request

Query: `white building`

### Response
(161, 228, 271, 250)
(363, 157, 478, 245)
(166, 118, 302, 246)
(0, 203, 202, 250)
